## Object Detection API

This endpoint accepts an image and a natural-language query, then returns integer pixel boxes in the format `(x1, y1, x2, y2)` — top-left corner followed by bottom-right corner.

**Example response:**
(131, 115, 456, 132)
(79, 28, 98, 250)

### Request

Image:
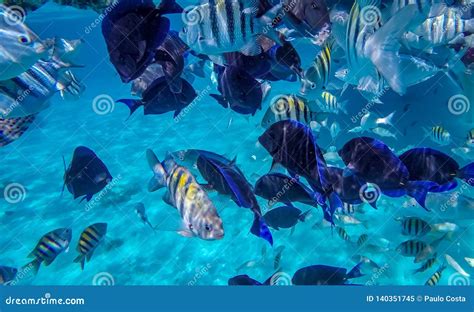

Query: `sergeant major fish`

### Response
(146, 149, 224, 240)
(74, 223, 107, 270)
(25, 228, 72, 275)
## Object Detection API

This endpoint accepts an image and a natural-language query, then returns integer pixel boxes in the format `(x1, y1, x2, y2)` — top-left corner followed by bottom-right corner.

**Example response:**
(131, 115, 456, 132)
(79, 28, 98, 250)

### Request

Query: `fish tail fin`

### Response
(406, 181, 437, 211)
(299, 210, 311, 222)
(380, 111, 395, 126)
(146, 149, 167, 192)
(325, 192, 343, 225)
(117, 99, 142, 117)
(458, 163, 474, 186)
(157, 0, 183, 14)
(73, 254, 85, 270)
(347, 262, 364, 279)
(258, 4, 283, 45)
(250, 213, 273, 246)
(366, 5, 422, 95)
(23, 259, 41, 276)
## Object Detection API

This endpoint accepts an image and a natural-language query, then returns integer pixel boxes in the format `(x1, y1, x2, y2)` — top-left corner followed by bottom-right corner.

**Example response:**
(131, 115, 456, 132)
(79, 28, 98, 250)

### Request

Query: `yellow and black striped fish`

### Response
(336, 226, 350, 241)
(425, 264, 446, 286)
(26, 228, 72, 275)
(301, 39, 335, 95)
(414, 254, 437, 274)
(74, 223, 107, 270)
(147, 150, 224, 240)
(397, 239, 428, 257)
(426, 126, 451, 146)
(398, 216, 431, 237)
(318, 91, 348, 114)
(261, 94, 328, 129)
(357, 234, 368, 247)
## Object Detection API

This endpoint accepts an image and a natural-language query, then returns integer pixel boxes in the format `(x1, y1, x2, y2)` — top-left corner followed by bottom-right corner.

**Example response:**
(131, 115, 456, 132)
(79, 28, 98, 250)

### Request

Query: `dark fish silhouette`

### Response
(101, 0, 183, 83)
(118, 77, 197, 117)
(292, 263, 363, 285)
(196, 152, 273, 246)
(263, 206, 310, 230)
(0, 266, 18, 285)
(63, 146, 112, 202)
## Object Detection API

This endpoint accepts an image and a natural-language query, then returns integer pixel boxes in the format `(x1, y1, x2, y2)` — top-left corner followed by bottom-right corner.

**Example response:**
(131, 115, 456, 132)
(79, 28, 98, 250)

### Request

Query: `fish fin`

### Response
(240, 41, 262, 56)
(162, 191, 174, 207)
(79, 194, 92, 203)
(458, 163, 474, 186)
(157, 0, 183, 14)
(379, 111, 395, 127)
(200, 183, 215, 191)
(117, 99, 142, 117)
(173, 109, 182, 118)
(250, 214, 273, 246)
(209, 94, 228, 108)
(326, 193, 343, 225)
(258, 5, 283, 45)
(368, 201, 378, 210)
(178, 229, 194, 237)
(23, 259, 41, 276)
(146, 149, 167, 192)
(366, 5, 422, 95)
(299, 210, 311, 222)
(73, 254, 85, 270)
(406, 181, 437, 211)
(347, 262, 364, 279)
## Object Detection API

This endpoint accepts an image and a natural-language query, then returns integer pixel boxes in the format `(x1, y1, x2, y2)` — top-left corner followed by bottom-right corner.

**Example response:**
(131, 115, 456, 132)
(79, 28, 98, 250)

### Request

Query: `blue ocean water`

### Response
(0, 1, 473, 286)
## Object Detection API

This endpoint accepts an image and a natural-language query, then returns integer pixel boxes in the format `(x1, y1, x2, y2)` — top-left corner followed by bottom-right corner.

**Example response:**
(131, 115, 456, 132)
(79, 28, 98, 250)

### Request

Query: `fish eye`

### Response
(188, 223, 193, 230)
(311, 83, 316, 89)
(18, 35, 31, 44)
(205, 224, 212, 231)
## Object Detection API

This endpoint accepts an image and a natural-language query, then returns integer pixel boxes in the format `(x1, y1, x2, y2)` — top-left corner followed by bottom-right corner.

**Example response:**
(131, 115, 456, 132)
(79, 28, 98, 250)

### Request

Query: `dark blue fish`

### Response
(266, 39, 303, 78)
(280, 0, 331, 39)
(263, 206, 310, 230)
(228, 274, 273, 286)
(0, 266, 18, 285)
(101, 0, 183, 83)
(400, 148, 474, 191)
(339, 137, 436, 210)
(327, 167, 378, 209)
(63, 146, 112, 202)
(118, 76, 197, 117)
(258, 120, 342, 224)
(222, 52, 272, 79)
(210, 65, 263, 116)
(154, 31, 189, 93)
(196, 153, 273, 245)
(292, 263, 363, 285)
(254, 173, 320, 206)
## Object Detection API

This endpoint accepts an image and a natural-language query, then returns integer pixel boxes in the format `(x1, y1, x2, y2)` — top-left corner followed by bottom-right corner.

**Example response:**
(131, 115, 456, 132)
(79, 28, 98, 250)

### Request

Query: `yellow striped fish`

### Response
(301, 39, 335, 95)
(425, 126, 452, 146)
(397, 239, 427, 257)
(261, 94, 328, 129)
(318, 91, 348, 114)
(74, 223, 107, 270)
(26, 228, 72, 275)
(336, 226, 350, 241)
(146, 149, 224, 240)
(425, 264, 446, 286)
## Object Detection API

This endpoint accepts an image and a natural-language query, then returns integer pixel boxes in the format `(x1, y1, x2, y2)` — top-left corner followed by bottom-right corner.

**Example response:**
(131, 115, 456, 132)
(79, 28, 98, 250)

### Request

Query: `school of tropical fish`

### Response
(0, 0, 473, 286)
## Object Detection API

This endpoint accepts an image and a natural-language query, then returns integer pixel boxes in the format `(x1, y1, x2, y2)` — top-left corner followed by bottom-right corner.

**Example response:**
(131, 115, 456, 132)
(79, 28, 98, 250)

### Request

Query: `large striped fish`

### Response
(179, 0, 282, 57)
(301, 39, 335, 96)
(424, 264, 446, 286)
(261, 94, 328, 129)
(146, 150, 224, 240)
(74, 223, 107, 270)
(0, 57, 84, 118)
(25, 228, 72, 275)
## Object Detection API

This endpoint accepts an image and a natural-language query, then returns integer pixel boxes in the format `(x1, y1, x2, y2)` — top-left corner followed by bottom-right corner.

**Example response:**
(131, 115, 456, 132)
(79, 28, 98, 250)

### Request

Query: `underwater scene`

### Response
(0, 0, 473, 287)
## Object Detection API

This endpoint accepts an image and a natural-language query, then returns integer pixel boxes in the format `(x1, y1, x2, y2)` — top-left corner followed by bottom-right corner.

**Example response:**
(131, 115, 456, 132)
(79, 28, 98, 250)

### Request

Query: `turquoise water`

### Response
(0, 2, 473, 286)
